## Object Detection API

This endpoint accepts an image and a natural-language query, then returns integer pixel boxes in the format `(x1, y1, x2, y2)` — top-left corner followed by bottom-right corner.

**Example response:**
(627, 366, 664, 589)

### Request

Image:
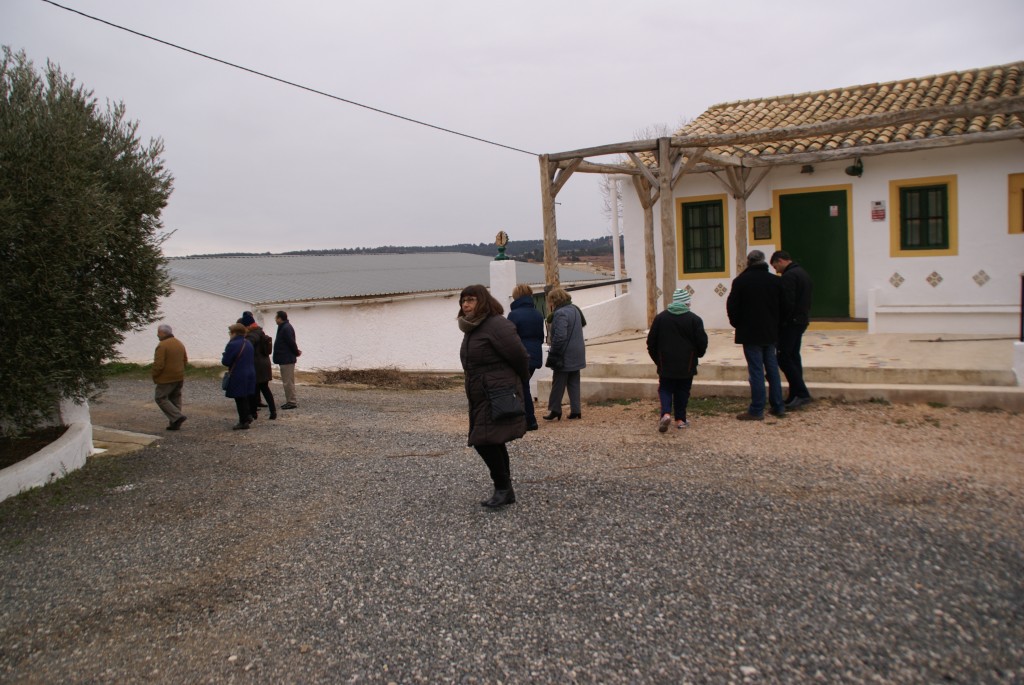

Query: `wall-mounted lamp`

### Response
(800, 164, 814, 174)
(844, 157, 864, 177)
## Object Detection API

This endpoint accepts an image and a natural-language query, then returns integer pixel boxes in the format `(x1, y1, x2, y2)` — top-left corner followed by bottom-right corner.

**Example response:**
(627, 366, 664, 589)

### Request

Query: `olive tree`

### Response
(0, 47, 173, 436)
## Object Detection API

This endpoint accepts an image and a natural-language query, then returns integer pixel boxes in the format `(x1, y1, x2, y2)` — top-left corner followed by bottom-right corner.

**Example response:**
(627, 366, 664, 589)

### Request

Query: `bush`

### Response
(0, 47, 173, 436)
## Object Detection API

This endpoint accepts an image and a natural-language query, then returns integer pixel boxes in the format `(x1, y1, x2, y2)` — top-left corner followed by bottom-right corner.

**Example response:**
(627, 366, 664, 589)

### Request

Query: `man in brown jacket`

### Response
(153, 324, 188, 430)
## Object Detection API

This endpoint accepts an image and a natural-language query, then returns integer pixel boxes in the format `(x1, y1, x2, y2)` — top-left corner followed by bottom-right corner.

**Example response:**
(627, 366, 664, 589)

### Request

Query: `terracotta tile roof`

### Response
(679, 61, 1024, 159)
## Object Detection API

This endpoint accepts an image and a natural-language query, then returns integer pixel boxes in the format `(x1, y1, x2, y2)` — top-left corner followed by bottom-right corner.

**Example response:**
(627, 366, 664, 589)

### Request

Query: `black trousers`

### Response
(233, 397, 251, 424)
(249, 382, 276, 417)
(778, 322, 810, 400)
(474, 443, 511, 490)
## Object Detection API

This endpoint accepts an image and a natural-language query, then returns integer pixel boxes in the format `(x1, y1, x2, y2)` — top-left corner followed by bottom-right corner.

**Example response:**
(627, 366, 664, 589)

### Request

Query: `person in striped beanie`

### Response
(646, 288, 709, 432)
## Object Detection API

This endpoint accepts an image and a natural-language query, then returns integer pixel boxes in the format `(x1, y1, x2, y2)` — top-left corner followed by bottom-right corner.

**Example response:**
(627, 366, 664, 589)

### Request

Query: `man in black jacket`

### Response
(272, 310, 302, 410)
(771, 251, 814, 409)
(726, 250, 789, 420)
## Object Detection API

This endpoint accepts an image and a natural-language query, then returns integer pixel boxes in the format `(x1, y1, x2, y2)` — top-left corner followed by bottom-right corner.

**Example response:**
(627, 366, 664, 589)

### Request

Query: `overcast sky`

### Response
(3, 0, 1022, 256)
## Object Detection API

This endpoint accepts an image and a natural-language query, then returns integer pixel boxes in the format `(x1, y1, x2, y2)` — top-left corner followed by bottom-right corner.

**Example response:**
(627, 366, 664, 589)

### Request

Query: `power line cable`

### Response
(39, 0, 538, 156)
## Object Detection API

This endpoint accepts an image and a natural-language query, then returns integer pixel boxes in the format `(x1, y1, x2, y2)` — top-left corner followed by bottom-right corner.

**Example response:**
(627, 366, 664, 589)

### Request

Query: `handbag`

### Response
(487, 385, 525, 421)
(221, 371, 231, 391)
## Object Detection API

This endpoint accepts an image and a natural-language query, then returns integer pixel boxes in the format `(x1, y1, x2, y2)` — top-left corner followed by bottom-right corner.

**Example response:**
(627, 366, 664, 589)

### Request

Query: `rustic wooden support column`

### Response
(658, 137, 676, 311)
(631, 175, 659, 326)
(734, 188, 749, 275)
(539, 154, 560, 287)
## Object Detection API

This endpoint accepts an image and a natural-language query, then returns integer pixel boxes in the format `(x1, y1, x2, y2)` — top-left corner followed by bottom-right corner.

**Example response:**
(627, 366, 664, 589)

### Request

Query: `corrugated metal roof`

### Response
(167, 253, 608, 304)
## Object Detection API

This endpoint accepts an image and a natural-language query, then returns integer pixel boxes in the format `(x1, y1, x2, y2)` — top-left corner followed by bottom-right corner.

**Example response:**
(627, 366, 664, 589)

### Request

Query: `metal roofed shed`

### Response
(116, 252, 618, 372)
(167, 252, 606, 304)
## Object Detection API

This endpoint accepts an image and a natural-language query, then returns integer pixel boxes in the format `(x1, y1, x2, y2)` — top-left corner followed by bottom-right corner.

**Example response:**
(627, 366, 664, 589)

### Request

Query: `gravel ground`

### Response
(1, 377, 1022, 683)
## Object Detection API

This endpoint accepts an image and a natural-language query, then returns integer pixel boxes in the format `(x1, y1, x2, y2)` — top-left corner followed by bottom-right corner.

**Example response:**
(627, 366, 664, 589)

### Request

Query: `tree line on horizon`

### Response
(192, 236, 622, 262)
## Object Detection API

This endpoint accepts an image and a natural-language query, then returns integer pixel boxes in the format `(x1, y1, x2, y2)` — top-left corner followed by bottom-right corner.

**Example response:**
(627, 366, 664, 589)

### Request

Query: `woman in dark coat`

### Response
(458, 284, 530, 508)
(506, 283, 545, 431)
(241, 311, 276, 421)
(222, 323, 257, 430)
(647, 288, 709, 431)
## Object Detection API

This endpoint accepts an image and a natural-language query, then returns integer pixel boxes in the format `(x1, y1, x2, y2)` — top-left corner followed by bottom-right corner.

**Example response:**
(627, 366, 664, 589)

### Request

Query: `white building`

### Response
(542, 61, 1024, 335)
(117, 253, 617, 371)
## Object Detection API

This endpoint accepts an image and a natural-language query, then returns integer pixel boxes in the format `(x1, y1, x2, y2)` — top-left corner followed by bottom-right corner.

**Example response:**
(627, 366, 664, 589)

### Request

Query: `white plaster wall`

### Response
(118, 283, 619, 373)
(118, 289, 468, 372)
(286, 294, 466, 372)
(117, 286, 253, 365)
(619, 140, 1024, 333)
(580, 293, 638, 339)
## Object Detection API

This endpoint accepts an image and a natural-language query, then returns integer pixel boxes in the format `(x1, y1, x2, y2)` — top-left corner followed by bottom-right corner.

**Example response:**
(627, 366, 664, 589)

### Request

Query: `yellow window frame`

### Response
(676, 193, 730, 279)
(1009, 173, 1024, 235)
(889, 175, 958, 257)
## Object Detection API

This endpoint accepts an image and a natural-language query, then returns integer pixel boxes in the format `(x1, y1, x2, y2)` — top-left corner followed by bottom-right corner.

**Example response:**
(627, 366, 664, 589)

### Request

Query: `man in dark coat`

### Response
(272, 310, 301, 410)
(726, 250, 789, 420)
(771, 251, 814, 409)
(647, 288, 708, 431)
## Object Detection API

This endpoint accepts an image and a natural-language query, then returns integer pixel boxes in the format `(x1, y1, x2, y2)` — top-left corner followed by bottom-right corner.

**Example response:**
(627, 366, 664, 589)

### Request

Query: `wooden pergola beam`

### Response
(546, 95, 1024, 162)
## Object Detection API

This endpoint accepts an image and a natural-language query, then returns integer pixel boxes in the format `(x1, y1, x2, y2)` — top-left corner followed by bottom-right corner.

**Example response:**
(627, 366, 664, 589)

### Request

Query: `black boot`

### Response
(481, 487, 516, 508)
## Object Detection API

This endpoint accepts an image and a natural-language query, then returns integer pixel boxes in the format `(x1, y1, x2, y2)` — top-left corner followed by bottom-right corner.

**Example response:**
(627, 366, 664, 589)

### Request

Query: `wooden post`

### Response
(659, 137, 676, 311)
(631, 175, 659, 326)
(609, 177, 622, 296)
(735, 192, 749, 275)
(539, 154, 560, 287)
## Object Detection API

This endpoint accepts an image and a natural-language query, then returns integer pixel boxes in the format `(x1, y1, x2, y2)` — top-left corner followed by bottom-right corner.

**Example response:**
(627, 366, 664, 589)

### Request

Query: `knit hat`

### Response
(240, 311, 256, 327)
(667, 288, 691, 314)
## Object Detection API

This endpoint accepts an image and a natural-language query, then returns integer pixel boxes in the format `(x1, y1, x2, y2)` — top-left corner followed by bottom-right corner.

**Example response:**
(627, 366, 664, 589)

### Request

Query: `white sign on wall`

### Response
(871, 200, 886, 221)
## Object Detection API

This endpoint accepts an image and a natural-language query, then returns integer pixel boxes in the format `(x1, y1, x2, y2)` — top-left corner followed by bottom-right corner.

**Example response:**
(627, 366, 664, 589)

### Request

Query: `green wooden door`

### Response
(779, 190, 850, 319)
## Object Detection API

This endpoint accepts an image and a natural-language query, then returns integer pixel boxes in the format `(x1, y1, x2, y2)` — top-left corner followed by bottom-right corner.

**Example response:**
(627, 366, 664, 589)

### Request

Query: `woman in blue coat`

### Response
(507, 284, 545, 431)
(222, 323, 257, 430)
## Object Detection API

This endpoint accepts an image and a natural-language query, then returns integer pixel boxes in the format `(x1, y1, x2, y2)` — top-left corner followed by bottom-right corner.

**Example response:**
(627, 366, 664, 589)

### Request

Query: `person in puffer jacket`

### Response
(647, 288, 708, 432)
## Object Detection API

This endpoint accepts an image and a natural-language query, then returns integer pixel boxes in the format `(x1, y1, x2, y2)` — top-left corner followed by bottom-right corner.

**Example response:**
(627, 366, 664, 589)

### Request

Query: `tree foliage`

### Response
(0, 47, 173, 435)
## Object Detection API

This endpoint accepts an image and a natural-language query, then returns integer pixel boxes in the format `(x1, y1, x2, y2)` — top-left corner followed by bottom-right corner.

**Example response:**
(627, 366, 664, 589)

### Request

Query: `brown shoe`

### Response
(736, 412, 764, 421)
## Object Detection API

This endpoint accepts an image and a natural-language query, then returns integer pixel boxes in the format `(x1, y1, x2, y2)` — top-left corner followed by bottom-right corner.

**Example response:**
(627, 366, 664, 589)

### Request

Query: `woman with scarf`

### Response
(646, 288, 709, 432)
(458, 284, 530, 508)
(543, 287, 587, 421)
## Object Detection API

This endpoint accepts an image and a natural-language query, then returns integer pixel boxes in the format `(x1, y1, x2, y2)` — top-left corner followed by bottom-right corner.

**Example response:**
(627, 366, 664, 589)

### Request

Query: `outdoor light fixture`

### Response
(800, 164, 814, 174)
(845, 157, 864, 177)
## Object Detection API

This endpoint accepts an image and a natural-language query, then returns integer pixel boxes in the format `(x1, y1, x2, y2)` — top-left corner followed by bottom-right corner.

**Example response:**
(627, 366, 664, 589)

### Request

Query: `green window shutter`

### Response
(900, 185, 948, 250)
(682, 200, 725, 272)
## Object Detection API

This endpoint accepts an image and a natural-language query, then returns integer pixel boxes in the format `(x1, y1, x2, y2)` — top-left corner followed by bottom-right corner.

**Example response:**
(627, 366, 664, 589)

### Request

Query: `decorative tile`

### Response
(714, 283, 727, 297)
(973, 270, 990, 286)
(889, 272, 905, 288)
(684, 284, 695, 296)
(926, 271, 943, 287)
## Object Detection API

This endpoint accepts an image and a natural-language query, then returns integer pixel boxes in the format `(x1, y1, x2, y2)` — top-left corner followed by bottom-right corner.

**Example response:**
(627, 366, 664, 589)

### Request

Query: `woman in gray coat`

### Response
(544, 287, 586, 420)
(458, 284, 530, 508)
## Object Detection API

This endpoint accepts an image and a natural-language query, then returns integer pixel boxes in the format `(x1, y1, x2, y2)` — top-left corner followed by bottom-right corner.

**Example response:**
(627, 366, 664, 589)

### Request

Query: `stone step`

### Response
(537, 377, 1024, 411)
(584, 361, 1018, 387)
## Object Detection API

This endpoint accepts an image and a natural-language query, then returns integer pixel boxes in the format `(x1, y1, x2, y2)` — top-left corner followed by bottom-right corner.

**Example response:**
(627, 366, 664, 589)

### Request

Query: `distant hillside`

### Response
(190, 237, 620, 262)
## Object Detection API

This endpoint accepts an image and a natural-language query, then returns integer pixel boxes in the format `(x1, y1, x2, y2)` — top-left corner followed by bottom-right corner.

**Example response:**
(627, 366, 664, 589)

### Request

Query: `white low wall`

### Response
(1015, 341, 1024, 386)
(0, 399, 92, 503)
(868, 288, 1020, 334)
(579, 292, 638, 340)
